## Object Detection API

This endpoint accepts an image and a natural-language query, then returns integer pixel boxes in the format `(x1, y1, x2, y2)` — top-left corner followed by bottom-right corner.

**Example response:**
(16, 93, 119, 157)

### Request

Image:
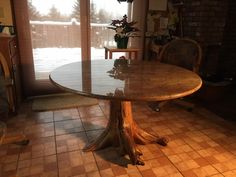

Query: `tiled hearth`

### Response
(1, 100, 236, 177)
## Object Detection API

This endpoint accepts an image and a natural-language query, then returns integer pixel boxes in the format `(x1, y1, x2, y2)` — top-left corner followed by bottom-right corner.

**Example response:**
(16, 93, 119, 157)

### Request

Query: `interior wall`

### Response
(0, 0, 13, 25)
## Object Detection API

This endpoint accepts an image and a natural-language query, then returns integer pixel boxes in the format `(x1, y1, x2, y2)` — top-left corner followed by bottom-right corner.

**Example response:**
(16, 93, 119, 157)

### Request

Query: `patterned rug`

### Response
(32, 93, 98, 111)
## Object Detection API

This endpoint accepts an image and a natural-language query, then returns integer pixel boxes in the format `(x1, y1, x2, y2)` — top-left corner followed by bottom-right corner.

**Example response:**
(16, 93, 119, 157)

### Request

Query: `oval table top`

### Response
(49, 59, 202, 102)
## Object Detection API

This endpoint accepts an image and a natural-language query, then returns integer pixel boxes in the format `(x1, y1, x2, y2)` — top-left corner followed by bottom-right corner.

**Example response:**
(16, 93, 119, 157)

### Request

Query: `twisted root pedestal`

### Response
(83, 101, 168, 165)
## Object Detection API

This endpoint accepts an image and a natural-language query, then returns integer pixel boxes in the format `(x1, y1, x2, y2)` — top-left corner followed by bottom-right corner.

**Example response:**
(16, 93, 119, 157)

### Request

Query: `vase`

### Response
(116, 37, 129, 49)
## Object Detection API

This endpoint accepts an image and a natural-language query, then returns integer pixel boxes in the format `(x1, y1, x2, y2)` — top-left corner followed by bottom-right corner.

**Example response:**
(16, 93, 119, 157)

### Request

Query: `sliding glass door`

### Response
(13, 0, 129, 96)
(29, 0, 128, 80)
(12, 0, 128, 97)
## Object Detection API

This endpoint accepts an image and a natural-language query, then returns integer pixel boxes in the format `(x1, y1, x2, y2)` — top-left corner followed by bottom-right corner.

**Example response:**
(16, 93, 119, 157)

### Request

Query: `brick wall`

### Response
(182, 1, 202, 42)
(182, 0, 228, 44)
(181, 0, 236, 79)
(219, 0, 236, 79)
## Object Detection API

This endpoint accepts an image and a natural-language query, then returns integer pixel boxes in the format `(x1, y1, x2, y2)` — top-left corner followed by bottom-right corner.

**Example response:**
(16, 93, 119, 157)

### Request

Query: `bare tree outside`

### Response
(71, 0, 80, 21)
(28, 0, 124, 23)
(47, 5, 62, 21)
(28, 0, 41, 20)
(90, 3, 97, 23)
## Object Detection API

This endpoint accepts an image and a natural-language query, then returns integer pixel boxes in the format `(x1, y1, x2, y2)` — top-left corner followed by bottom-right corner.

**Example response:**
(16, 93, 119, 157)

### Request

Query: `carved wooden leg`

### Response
(83, 100, 123, 151)
(117, 101, 144, 165)
(83, 100, 168, 165)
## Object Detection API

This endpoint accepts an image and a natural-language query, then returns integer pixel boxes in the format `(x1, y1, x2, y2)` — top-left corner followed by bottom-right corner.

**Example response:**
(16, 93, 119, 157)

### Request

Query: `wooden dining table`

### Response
(49, 59, 202, 165)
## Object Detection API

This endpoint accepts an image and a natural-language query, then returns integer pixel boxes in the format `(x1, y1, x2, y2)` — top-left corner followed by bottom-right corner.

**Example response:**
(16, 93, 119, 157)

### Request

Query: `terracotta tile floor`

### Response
(1, 100, 236, 177)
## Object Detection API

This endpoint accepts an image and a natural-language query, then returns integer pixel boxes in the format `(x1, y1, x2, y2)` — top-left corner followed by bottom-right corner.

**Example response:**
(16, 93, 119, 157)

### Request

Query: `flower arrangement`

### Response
(107, 15, 139, 43)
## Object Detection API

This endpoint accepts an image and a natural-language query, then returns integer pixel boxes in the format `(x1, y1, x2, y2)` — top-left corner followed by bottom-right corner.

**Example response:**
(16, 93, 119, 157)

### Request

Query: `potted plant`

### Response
(107, 15, 139, 49)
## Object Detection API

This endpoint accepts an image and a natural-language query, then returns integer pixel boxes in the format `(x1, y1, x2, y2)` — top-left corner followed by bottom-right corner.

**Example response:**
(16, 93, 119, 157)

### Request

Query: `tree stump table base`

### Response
(83, 101, 168, 165)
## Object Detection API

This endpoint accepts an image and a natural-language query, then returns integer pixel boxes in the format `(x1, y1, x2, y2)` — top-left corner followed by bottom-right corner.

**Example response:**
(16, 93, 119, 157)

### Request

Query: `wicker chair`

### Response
(150, 38, 202, 111)
(0, 52, 29, 145)
(158, 38, 202, 73)
(0, 52, 15, 114)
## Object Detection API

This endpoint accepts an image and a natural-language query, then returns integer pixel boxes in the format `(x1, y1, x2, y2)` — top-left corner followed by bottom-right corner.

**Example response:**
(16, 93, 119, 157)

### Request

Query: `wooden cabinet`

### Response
(0, 35, 22, 112)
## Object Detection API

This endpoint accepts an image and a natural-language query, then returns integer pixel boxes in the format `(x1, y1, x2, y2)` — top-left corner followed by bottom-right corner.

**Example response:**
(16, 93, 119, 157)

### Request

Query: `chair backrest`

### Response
(0, 52, 10, 116)
(159, 38, 202, 73)
(0, 52, 10, 78)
